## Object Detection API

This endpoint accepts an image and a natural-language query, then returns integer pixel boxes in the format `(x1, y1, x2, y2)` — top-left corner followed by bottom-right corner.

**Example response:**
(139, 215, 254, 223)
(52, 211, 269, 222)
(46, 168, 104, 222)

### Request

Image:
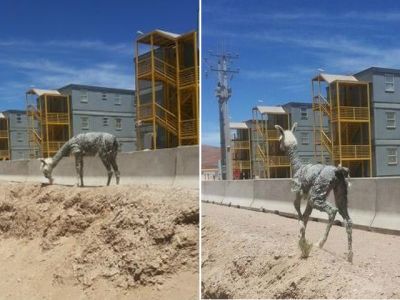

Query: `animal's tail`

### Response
(334, 164, 351, 219)
(335, 164, 351, 189)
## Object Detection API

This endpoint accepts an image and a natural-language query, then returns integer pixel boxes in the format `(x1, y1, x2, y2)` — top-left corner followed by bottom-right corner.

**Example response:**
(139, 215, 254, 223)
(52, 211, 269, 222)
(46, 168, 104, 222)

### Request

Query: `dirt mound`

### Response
(202, 203, 400, 299)
(0, 182, 198, 297)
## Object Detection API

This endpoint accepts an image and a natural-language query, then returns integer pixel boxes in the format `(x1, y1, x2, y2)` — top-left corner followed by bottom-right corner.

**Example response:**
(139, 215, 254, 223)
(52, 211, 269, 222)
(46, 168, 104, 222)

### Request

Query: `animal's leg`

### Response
(300, 200, 313, 239)
(110, 155, 120, 185)
(334, 185, 353, 263)
(309, 182, 337, 249)
(298, 201, 313, 258)
(294, 192, 303, 235)
(313, 199, 337, 249)
(74, 154, 84, 187)
(99, 154, 113, 186)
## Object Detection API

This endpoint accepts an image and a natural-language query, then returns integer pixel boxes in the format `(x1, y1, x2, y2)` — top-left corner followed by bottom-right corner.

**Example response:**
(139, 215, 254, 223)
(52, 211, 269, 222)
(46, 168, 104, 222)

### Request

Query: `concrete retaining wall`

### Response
(202, 177, 400, 232)
(0, 146, 198, 189)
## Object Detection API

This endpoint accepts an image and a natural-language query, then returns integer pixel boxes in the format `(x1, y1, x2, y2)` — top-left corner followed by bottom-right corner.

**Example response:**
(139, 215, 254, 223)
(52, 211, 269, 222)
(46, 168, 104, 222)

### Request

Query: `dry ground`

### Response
(202, 202, 400, 299)
(0, 182, 198, 299)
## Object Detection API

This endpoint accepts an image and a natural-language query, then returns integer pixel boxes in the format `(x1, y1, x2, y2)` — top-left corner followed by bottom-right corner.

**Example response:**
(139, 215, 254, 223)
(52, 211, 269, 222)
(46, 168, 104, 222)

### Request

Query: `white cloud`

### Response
(0, 39, 132, 55)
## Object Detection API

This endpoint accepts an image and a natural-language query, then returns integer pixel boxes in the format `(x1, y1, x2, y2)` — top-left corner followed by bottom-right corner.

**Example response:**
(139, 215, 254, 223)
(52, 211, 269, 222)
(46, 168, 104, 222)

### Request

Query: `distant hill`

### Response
(202, 145, 220, 169)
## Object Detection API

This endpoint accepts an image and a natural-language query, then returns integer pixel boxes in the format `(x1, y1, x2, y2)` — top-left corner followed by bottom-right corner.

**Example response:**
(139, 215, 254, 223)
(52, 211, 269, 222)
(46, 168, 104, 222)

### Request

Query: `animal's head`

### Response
(39, 158, 54, 184)
(274, 122, 298, 151)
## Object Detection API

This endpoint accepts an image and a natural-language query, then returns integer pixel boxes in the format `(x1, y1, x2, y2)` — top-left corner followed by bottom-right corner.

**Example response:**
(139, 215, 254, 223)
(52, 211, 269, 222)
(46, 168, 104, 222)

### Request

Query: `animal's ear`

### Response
(274, 125, 284, 136)
(38, 158, 46, 165)
(291, 122, 298, 132)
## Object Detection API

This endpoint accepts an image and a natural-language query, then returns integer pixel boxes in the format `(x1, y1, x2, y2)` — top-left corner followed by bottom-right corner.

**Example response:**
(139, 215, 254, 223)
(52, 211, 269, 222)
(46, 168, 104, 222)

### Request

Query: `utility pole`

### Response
(207, 51, 239, 180)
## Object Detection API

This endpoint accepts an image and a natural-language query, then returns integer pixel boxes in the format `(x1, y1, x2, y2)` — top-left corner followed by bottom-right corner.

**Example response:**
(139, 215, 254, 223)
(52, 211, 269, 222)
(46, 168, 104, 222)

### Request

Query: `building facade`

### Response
(354, 67, 400, 176)
(135, 29, 199, 150)
(4, 110, 30, 160)
(59, 84, 136, 153)
(26, 85, 136, 159)
(0, 113, 9, 160)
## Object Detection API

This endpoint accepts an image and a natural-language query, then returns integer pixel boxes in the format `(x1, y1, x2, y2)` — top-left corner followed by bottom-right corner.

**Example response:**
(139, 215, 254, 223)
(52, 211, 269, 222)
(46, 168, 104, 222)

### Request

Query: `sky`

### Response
(0, 0, 198, 110)
(202, 0, 400, 146)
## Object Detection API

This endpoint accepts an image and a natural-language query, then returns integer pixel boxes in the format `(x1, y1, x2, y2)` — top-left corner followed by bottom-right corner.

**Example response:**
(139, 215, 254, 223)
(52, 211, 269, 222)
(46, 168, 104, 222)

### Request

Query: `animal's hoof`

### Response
(316, 238, 325, 249)
(347, 251, 353, 263)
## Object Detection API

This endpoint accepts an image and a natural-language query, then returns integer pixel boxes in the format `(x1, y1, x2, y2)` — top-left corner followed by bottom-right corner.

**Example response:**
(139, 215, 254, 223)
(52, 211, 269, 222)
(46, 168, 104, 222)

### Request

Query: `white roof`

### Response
(230, 122, 248, 129)
(256, 106, 287, 114)
(26, 88, 61, 96)
(0, 113, 5, 119)
(313, 73, 358, 84)
(155, 29, 180, 39)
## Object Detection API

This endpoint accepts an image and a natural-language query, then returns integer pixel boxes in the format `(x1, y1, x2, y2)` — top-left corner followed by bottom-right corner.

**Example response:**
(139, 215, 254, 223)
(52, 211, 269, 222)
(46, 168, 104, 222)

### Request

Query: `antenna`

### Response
(205, 48, 239, 180)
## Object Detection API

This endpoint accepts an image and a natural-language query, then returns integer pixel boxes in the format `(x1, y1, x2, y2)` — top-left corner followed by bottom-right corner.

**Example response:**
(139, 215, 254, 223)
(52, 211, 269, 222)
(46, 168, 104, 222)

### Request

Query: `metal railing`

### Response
(331, 106, 369, 122)
(333, 145, 370, 159)
(47, 141, 68, 153)
(267, 156, 290, 167)
(179, 66, 196, 86)
(0, 130, 8, 138)
(0, 150, 9, 158)
(155, 103, 177, 133)
(232, 160, 251, 169)
(180, 119, 197, 138)
(231, 140, 250, 149)
(320, 130, 332, 154)
(45, 113, 69, 124)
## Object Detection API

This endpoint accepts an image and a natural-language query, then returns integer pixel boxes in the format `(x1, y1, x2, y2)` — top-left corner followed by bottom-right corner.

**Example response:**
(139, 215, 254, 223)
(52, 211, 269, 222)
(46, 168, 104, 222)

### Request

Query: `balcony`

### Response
(46, 141, 68, 153)
(331, 106, 369, 122)
(137, 103, 178, 134)
(333, 145, 370, 160)
(0, 150, 9, 158)
(231, 140, 250, 149)
(0, 130, 8, 138)
(180, 119, 197, 139)
(267, 155, 290, 167)
(137, 56, 177, 83)
(44, 113, 70, 124)
(179, 67, 197, 87)
(232, 160, 251, 169)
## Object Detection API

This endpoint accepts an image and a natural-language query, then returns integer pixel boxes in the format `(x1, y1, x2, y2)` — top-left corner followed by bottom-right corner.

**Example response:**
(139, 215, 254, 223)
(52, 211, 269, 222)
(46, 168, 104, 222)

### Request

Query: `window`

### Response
(385, 74, 395, 92)
(103, 117, 109, 126)
(102, 93, 107, 101)
(300, 132, 309, 145)
(80, 91, 88, 103)
(81, 117, 89, 129)
(17, 132, 23, 142)
(386, 112, 396, 129)
(115, 94, 121, 105)
(16, 114, 22, 123)
(300, 107, 308, 120)
(115, 118, 122, 130)
(388, 148, 398, 165)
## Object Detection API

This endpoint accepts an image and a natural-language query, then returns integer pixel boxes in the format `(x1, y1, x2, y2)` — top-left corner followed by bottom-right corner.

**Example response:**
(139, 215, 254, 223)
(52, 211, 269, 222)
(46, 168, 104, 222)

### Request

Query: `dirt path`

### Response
(202, 203, 400, 299)
(0, 182, 198, 299)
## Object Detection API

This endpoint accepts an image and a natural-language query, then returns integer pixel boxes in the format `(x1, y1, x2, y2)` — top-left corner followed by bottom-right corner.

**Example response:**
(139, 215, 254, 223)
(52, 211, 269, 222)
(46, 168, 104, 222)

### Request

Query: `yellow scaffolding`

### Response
(312, 74, 372, 177)
(230, 122, 251, 179)
(252, 106, 291, 178)
(135, 29, 199, 150)
(0, 114, 10, 160)
(26, 89, 71, 158)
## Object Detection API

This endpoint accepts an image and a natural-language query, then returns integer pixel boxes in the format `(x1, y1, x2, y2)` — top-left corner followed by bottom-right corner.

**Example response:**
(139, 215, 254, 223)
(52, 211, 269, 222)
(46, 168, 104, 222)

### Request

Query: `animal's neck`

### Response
(285, 144, 303, 173)
(51, 141, 72, 168)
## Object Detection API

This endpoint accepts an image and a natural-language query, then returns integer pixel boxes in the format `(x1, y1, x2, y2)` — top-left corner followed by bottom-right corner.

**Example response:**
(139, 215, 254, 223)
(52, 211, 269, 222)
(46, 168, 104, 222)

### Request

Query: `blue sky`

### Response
(202, 0, 400, 146)
(0, 0, 198, 110)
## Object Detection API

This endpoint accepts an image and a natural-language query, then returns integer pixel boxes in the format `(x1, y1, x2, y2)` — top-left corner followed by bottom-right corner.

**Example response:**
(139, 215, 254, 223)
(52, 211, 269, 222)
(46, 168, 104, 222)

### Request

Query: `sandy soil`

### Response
(202, 202, 400, 299)
(0, 182, 198, 299)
